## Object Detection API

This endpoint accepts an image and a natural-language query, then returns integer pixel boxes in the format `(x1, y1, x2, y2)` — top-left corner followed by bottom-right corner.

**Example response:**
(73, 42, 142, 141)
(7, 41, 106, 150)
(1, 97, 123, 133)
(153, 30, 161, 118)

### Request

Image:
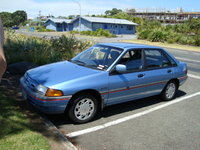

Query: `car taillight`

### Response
(185, 66, 188, 74)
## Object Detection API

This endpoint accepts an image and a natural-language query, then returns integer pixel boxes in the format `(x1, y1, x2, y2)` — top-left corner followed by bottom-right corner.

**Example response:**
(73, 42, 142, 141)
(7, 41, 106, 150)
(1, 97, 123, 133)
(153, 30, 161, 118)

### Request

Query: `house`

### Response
(72, 16, 137, 34)
(45, 17, 137, 34)
(45, 18, 72, 31)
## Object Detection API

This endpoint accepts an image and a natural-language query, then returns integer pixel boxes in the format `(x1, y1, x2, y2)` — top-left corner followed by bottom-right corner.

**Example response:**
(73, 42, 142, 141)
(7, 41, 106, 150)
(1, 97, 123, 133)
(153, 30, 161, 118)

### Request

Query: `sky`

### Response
(0, 0, 200, 18)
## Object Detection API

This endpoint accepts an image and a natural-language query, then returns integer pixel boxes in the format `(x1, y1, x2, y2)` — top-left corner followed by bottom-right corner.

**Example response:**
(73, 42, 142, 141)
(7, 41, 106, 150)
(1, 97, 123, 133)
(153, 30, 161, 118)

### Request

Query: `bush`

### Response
(4, 31, 93, 65)
(137, 19, 200, 47)
(147, 29, 168, 42)
(173, 24, 190, 34)
(166, 38, 175, 44)
(80, 29, 116, 37)
(187, 19, 200, 34)
(43, 29, 54, 32)
(166, 32, 181, 44)
(4, 33, 57, 65)
(193, 35, 200, 46)
(177, 36, 194, 45)
(141, 20, 162, 30)
(138, 29, 152, 39)
(50, 35, 93, 59)
(69, 30, 79, 34)
(36, 26, 54, 32)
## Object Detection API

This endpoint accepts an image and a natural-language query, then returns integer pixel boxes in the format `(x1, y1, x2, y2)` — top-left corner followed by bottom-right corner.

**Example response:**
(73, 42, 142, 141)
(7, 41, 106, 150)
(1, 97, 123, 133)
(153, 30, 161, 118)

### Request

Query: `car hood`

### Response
(27, 61, 102, 87)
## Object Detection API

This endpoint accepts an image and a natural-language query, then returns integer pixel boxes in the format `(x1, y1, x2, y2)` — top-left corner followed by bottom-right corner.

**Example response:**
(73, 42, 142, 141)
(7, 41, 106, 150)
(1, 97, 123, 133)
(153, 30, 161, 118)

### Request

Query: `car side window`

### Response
(118, 49, 143, 72)
(107, 49, 122, 66)
(144, 49, 172, 69)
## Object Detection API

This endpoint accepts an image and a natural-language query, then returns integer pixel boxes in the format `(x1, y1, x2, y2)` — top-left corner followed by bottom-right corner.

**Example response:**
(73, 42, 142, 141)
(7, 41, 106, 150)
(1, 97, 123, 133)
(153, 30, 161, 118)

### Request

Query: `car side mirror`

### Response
(116, 64, 126, 73)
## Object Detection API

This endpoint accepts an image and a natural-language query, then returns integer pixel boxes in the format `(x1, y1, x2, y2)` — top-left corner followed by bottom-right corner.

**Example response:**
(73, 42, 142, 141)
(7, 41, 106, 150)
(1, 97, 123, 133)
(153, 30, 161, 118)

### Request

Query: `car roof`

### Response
(97, 43, 161, 50)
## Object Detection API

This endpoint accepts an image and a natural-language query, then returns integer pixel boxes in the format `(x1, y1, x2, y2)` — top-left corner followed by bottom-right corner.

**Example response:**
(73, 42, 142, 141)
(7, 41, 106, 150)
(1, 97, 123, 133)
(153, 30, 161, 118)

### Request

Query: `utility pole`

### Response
(38, 10, 41, 26)
(73, 0, 81, 32)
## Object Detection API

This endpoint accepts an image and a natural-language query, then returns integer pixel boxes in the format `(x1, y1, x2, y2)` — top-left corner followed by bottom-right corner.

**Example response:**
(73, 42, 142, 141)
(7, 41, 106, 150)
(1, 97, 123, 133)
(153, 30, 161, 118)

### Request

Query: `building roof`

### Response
(47, 18, 72, 23)
(81, 16, 137, 25)
(179, 12, 200, 15)
(47, 17, 137, 25)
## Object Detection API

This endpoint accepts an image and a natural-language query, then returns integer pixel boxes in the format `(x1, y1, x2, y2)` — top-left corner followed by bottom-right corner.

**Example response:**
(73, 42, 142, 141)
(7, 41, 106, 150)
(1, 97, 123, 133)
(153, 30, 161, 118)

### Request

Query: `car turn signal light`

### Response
(45, 88, 64, 97)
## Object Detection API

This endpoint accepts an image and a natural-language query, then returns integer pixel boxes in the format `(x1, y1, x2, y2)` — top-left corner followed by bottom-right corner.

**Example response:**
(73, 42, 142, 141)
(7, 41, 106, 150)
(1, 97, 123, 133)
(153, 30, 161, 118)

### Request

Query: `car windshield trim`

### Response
(69, 59, 86, 66)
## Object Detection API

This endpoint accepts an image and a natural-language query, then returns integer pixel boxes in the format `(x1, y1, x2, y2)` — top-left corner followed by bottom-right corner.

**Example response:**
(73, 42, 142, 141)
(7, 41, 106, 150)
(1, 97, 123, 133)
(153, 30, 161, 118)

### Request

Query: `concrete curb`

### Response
(40, 115, 77, 150)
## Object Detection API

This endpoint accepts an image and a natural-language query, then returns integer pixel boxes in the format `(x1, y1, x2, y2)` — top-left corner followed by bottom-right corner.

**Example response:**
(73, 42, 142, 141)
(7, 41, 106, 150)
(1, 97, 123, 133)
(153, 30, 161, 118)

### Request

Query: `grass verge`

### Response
(123, 39, 200, 52)
(0, 86, 50, 150)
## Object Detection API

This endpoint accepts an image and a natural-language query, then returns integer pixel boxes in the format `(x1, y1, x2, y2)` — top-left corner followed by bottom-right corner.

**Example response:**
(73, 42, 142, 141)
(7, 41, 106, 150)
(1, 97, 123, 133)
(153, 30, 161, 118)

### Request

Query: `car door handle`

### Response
(138, 74, 145, 78)
(167, 70, 172, 73)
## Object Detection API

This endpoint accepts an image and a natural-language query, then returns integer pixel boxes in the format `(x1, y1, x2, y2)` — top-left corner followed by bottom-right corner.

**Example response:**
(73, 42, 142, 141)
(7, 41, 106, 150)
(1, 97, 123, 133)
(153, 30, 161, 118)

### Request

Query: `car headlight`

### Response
(36, 84, 64, 97)
(36, 84, 48, 94)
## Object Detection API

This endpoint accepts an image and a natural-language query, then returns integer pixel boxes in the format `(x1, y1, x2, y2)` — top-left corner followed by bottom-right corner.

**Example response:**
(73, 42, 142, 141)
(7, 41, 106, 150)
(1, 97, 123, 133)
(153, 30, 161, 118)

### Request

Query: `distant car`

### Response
(20, 43, 187, 123)
(11, 26, 19, 30)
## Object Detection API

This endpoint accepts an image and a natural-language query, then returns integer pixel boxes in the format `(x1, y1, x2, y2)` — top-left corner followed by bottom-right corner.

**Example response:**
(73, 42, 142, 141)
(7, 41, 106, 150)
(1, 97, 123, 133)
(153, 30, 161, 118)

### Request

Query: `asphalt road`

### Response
(46, 47, 200, 150)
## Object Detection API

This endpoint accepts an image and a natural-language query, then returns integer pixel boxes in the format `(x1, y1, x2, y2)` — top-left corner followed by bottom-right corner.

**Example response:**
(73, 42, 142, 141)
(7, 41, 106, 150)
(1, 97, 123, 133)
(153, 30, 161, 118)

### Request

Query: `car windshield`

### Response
(70, 45, 123, 70)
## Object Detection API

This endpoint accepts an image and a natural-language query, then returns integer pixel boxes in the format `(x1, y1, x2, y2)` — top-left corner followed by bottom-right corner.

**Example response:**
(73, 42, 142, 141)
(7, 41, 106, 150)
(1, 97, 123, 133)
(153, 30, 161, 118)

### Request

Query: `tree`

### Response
(126, 8, 136, 14)
(0, 12, 14, 27)
(0, 10, 27, 27)
(68, 15, 76, 19)
(131, 17, 144, 25)
(105, 8, 122, 16)
(113, 12, 131, 20)
(105, 10, 110, 16)
(12, 10, 27, 26)
(57, 16, 67, 19)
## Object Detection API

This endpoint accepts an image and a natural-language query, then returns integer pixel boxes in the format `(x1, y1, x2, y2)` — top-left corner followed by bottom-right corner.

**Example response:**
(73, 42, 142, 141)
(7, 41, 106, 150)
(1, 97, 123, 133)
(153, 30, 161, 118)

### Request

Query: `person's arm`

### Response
(0, 18, 7, 81)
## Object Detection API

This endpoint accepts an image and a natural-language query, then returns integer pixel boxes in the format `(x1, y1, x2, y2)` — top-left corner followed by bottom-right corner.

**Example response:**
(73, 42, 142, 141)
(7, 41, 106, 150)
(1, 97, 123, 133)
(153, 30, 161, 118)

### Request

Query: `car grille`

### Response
(24, 73, 38, 91)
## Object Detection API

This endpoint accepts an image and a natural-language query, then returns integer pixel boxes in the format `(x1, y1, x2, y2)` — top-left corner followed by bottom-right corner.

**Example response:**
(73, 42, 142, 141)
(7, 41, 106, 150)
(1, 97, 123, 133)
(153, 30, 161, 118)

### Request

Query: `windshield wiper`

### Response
(70, 60, 86, 66)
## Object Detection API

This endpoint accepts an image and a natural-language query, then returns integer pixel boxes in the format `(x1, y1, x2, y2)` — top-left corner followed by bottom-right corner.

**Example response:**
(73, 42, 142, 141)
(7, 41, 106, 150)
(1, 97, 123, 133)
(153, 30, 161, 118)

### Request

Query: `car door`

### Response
(107, 49, 147, 105)
(141, 48, 176, 95)
(106, 49, 175, 105)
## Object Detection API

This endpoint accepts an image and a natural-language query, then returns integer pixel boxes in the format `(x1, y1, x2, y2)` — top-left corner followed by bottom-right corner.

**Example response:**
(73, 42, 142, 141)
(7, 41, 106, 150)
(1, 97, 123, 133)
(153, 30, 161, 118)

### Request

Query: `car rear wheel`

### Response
(161, 81, 177, 101)
(68, 94, 98, 123)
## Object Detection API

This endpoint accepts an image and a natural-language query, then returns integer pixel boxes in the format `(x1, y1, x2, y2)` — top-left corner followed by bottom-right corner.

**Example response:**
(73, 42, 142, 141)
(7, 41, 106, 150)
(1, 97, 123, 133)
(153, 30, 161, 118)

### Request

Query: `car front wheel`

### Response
(161, 81, 177, 101)
(68, 94, 98, 123)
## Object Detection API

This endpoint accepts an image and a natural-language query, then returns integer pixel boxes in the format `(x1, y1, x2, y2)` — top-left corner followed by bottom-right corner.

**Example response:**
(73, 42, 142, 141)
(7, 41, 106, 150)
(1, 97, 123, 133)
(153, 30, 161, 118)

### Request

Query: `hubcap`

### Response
(74, 98, 95, 120)
(165, 83, 176, 99)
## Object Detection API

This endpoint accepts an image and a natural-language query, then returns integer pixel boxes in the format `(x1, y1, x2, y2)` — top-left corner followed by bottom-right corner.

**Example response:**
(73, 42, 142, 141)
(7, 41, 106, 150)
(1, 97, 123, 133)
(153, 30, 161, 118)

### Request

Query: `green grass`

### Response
(0, 88, 50, 150)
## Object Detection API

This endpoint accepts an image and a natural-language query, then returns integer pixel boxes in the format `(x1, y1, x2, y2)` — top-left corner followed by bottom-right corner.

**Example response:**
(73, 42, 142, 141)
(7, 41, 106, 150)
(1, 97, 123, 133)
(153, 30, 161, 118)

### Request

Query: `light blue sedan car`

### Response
(20, 43, 187, 123)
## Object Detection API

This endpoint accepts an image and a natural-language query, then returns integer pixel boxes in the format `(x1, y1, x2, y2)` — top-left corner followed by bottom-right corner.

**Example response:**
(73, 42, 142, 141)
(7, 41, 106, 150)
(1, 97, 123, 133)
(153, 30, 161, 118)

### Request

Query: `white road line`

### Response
(188, 74, 200, 80)
(176, 57, 200, 63)
(66, 92, 200, 138)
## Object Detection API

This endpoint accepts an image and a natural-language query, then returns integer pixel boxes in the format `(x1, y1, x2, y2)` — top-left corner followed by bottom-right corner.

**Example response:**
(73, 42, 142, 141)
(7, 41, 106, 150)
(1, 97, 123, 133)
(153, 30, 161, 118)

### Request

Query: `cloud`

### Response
(0, 0, 132, 18)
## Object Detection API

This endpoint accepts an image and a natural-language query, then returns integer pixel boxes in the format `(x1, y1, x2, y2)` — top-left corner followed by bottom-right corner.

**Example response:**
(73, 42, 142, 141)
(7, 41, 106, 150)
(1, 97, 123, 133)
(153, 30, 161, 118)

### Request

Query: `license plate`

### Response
(22, 90, 27, 100)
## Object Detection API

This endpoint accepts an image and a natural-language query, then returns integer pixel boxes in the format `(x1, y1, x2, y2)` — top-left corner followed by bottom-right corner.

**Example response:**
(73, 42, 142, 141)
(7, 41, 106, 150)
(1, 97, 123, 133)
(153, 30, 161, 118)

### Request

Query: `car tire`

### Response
(68, 94, 98, 123)
(161, 80, 177, 101)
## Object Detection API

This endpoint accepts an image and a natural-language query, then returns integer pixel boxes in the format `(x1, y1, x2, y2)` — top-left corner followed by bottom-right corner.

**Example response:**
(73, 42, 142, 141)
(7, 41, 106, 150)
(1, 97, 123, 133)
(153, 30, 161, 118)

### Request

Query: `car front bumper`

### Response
(20, 77, 72, 114)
